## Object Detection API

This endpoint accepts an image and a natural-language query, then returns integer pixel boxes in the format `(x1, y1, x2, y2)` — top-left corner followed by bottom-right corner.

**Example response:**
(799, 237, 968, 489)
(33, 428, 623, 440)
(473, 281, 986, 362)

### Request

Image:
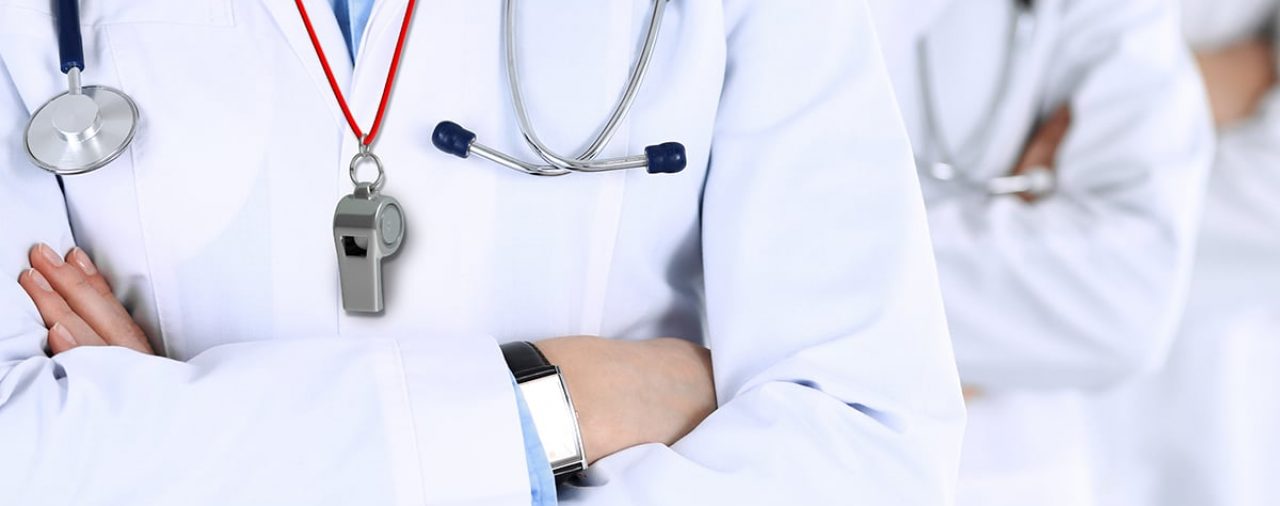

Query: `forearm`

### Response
(1196, 37, 1276, 127)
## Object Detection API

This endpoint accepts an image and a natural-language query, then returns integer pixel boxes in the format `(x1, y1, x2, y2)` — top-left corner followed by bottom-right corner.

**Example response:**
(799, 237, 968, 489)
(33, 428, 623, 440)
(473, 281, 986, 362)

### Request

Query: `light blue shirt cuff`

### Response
(513, 377, 558, 505)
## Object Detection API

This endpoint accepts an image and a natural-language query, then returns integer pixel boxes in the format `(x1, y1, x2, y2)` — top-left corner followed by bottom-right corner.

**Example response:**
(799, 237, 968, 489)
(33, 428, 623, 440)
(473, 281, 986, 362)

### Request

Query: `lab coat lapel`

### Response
(258, 0, 355, 129)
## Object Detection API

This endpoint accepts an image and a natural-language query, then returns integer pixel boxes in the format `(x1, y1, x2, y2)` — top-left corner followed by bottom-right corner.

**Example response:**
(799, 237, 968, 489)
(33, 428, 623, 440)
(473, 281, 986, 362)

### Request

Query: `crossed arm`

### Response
(17, 243, 717, 466)
(960, 25, 1269, 402)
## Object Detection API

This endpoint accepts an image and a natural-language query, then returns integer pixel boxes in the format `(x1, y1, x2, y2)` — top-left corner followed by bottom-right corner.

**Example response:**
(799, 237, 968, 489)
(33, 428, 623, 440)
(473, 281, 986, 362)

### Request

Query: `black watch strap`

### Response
(500, 341, 558, 383)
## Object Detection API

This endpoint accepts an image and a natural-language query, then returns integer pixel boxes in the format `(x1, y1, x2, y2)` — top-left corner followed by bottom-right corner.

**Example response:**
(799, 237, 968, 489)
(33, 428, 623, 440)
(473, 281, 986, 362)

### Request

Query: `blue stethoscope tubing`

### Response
(432, 0, 687, 177)
(917, 0, 1055, 197)
(24, 0, 141, 175)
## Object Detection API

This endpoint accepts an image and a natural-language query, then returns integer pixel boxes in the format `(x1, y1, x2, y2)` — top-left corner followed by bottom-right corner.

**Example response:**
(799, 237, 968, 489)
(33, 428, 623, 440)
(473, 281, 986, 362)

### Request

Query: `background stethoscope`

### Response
(916, 0, 1055, 197)
(432, 0, 687, 177)
(25, 0, 140, 176)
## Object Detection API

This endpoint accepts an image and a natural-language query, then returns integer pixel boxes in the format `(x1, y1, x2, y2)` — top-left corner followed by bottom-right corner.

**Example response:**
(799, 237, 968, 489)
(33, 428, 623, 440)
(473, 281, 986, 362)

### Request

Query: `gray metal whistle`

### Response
(333, 184, 405, 313)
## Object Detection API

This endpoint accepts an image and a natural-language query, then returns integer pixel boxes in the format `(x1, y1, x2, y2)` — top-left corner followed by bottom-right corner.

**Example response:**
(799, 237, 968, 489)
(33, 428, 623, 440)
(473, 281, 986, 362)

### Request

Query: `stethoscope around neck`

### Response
(916, 0, 1054, 197)
(431, 0, 687, 177)
(25, 0, 140, 175)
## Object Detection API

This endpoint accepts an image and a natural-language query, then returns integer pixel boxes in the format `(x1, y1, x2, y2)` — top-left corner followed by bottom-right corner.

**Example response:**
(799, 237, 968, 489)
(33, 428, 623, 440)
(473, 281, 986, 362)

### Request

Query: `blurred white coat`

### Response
(867, 0, 1214, 504)
(1088, 1, 1280, 504)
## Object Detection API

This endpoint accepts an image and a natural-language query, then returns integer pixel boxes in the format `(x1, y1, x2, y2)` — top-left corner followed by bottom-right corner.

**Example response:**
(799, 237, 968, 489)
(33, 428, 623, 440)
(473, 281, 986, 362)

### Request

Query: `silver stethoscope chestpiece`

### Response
(25, 84, 139, 175)
(985, 165, 1056, 197)
(929, 162, 958, 181)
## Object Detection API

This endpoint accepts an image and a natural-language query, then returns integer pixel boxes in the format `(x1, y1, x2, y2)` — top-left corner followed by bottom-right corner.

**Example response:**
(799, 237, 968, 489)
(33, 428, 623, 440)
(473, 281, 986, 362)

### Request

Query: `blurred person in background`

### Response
(1087, 1, 1280, 504)
(867, 0, 1214, 504)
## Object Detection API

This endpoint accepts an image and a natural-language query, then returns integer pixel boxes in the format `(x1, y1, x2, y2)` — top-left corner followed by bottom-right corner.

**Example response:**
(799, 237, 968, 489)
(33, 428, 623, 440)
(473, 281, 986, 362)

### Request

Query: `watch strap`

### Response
(500, 341, 558, 383)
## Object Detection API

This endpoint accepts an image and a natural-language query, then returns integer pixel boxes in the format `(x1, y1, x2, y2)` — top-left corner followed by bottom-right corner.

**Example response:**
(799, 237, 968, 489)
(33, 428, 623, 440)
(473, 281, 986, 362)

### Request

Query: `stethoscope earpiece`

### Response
(432, 121, 477, 159)
(644, 142, 686, 174)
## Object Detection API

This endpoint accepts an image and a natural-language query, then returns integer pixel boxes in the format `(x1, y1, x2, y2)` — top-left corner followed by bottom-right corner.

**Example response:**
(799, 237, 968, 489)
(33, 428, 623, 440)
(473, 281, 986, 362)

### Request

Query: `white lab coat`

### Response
(867, 0, 1213, 504)
(1087, 1, 1280, 505)
(0, 1, 965, 504)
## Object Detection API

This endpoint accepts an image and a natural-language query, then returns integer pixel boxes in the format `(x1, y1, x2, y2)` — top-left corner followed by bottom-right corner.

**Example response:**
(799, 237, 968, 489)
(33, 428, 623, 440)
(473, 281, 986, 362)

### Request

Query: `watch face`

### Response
(519, 374, 583, 467)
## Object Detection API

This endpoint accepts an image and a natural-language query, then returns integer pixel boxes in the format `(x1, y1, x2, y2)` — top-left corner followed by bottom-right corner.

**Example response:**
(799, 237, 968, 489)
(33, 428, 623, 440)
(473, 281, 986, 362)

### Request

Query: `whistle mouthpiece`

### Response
(433, 121, 476, 158)
(645, 142, 686, 174)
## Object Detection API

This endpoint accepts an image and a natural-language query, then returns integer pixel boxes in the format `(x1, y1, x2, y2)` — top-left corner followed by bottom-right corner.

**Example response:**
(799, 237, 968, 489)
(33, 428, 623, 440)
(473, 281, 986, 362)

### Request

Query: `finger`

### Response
(1039, 106, 1072, 147)
(29, 244, 153, 354)
(1013, 106, 1071, 176)
(48, 323, 80, 355)
(17, 268, 108, 352)
(67, 247, 113, 296)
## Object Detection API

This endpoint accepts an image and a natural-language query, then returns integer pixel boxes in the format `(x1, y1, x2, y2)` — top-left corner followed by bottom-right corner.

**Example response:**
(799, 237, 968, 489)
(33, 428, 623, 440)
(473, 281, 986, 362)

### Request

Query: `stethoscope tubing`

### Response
(917, 1, 1054, 197)
(433, 0, 687, 177)
(56, 0, 84, 73)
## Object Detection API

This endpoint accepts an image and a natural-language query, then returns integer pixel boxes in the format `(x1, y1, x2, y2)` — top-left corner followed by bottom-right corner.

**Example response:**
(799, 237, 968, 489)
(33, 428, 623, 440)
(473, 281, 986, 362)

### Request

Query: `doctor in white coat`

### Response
(867, 0, 1213, 504)
(1088, 1, 1280, 504)
(0, 0, 966, 504)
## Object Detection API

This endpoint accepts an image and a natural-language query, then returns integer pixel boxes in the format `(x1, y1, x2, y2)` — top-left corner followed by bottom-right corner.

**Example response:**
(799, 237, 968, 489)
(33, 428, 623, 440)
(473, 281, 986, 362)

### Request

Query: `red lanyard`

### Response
(293, 0, 419, 148)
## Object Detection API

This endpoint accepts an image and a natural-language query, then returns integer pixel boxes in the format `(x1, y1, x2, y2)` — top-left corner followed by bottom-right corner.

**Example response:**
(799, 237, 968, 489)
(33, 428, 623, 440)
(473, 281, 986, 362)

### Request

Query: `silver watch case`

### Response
(517, 368, 587, 477)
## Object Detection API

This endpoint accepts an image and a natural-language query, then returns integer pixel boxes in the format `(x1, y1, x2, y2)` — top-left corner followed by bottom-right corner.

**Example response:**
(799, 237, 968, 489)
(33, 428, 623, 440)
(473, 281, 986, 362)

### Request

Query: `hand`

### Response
(535, 336, 716, 464)
(17, 243, 154, 356)
(1196, 38, 1276, 127)
(1010, 105, 1071, 203)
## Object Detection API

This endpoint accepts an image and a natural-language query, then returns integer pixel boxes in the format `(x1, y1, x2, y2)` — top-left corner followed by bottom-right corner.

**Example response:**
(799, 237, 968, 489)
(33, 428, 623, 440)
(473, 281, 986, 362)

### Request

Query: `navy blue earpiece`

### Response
(644, 142, 687, 174)
(433, 121, 476, 158)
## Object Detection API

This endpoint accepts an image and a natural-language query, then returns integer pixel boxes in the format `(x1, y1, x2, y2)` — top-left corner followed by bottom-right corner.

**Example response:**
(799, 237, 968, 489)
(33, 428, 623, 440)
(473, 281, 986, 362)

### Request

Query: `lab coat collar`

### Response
(258, 0, 358, 127)
(259, 0, 417, 137)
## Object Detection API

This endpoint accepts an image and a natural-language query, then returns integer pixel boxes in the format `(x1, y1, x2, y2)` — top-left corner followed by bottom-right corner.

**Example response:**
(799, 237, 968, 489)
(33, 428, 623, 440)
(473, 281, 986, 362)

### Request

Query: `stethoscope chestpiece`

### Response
(25, 83, 139, 175)
(985, 165, 1056, 197)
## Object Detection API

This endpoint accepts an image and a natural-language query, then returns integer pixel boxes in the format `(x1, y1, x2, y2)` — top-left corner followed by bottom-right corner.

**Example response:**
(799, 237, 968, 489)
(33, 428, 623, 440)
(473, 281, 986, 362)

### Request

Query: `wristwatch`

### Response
(501, 341, 588, 480)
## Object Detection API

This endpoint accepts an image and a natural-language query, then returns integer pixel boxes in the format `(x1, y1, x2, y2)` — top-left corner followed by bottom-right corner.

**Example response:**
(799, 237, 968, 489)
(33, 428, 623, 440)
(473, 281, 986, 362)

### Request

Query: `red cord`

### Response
(294, 0, 419, 146)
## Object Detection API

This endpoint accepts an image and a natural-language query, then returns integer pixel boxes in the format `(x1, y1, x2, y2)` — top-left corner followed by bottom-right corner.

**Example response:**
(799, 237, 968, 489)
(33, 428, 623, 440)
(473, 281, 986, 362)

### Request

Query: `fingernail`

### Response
(26, 269, 52, 292)
(70, 248, 97, 276)
(50, 323, 77, 348)
(36, 243, 64, 266)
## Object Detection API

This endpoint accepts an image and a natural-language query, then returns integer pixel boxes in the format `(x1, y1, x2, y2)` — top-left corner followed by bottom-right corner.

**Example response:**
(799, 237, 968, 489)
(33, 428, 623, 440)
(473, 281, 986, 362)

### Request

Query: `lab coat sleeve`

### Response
(558, 1, 966, 504)
(1193, 87, 1280, 284)
(0, 60, 533, 506)
(924, 0, 1214, 390)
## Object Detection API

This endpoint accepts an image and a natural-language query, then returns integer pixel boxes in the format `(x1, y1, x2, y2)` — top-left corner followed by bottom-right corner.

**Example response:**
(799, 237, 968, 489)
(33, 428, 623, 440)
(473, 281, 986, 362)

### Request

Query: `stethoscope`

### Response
(916, 0, 1054, 197)
(25, 0, 140, 176)
(431, 0, 687, 177)
(23, 0, 683, 178)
